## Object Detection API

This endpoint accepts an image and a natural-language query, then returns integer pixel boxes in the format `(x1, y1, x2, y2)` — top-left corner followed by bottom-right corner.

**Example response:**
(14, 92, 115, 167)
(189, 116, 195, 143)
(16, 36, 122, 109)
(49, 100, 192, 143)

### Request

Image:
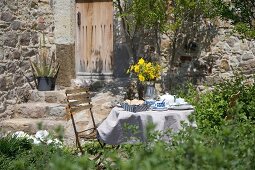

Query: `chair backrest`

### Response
(65, 87, 97, 130)
(65, 87, 92, 119)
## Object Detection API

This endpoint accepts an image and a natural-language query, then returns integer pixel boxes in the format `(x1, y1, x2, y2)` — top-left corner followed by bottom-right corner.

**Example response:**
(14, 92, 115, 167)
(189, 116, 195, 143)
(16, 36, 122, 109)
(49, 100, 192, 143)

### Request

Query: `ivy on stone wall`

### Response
(214, 0, 255, 39)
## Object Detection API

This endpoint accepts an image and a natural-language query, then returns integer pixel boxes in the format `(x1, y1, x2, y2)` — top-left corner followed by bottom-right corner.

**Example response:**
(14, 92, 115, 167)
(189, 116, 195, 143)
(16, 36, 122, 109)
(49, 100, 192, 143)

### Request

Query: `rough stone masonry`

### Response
(0, 0, 255, 120)
(0, 0, 76, 117)
(0, 0, 54, 118)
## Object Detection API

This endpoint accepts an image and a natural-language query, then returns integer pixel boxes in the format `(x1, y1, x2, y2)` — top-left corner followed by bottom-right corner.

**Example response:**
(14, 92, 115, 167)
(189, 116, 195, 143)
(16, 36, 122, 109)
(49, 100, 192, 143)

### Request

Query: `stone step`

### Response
(28, 90, 67, 104)
(14, 103, 66, 119)
(0, 118, 66, 135)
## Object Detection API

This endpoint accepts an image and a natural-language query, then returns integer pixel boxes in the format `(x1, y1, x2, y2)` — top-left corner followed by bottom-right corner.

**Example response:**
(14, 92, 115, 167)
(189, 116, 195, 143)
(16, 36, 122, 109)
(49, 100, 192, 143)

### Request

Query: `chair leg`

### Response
(71, 114, 84, 155)
(98, 138, 105, 148)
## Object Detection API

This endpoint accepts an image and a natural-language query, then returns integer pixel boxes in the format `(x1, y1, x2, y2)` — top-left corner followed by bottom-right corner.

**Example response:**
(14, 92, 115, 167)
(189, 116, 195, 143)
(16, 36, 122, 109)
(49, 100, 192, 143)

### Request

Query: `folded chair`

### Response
(65, 87, 104, 155)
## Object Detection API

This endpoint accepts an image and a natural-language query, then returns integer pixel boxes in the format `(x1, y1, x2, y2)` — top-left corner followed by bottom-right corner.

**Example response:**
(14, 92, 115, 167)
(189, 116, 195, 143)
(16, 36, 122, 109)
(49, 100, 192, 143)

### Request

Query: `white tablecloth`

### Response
(97, 107, 195, 145)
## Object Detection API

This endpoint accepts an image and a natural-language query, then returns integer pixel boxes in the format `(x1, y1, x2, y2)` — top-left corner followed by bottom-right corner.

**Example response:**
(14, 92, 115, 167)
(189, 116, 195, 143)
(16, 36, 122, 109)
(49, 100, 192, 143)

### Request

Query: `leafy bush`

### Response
(0, 135, 32, 158)
(96, 120, 255, 170)
(181, 73, 255, 132)
(0, 135, 77, 170)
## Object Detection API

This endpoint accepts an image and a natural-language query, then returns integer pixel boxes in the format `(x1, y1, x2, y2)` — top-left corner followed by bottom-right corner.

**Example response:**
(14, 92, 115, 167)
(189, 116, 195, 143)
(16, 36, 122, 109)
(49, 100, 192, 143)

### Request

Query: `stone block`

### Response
(0, 118, 65, 134)
(28, 90, 45, 102)
(6, 0, 18, 10)
(220, 59, 230, 72)
(226, 36, 239, 47)
(24, 49, 36, 57)
(14, 103, 66, 119)
(239, 61, 251, 71)
(4, 32, 18, 47)
(20, 32, 31, 46)
(44, 94, 58, 103)
(46, 104, 66, 117)
(14, 103, 47, 118)
(11, 20, 22, 30)
(0, 0, 4, 8)
(0, 21, 9, 28)
(4, 73, 13, 89)
(28, 90, 66, 103)
(0, 63, 5, 74)
(19, 60, 31, 71)
(0, 47, 3, 60)
(242, 51, 254, 61)
(1, 11, 15, 22)
(13, 74, 25, 87)
(240, 40, 249, 51)
(6, 61, 17, 73)
(0, 75, 6, 90)
(31, 32, 39, 45)
(12, 50, 21, 59)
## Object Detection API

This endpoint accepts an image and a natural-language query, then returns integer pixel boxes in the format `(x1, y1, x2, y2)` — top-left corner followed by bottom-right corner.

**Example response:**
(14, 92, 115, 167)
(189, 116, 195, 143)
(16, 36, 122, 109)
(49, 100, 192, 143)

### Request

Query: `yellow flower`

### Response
(127, 58, 161, 82)
(149, 73, 155, 80)
(138, 74, 145, 82)
(134, 65, 139, 73)
(138, 58, 145, 65)
(146, 62, 152, 68)
(130, 65, 134, 71)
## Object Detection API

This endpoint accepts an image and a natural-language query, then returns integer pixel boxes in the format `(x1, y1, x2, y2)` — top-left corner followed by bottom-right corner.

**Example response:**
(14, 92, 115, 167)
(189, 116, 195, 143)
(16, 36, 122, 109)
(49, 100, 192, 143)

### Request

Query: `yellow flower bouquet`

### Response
(127, 58, 161, 82)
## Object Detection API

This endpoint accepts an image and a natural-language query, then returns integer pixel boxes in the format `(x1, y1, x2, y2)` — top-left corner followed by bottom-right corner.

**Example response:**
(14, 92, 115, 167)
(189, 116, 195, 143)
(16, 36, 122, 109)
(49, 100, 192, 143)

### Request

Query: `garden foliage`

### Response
(1, 74, 255, 169)
(182, 73, 255, 132)
(213, 0, 255, 39)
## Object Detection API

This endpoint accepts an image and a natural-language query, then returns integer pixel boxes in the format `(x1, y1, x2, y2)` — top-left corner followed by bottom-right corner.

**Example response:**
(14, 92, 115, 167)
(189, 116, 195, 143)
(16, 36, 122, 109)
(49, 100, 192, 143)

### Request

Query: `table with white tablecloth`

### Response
(97, 107, 195, 145)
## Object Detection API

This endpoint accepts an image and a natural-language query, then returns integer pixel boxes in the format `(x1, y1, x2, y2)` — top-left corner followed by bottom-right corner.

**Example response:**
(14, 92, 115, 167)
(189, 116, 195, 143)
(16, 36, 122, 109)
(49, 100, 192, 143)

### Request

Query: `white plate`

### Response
(116, 103, 121, 107)
(169, 105, 194, 110)
(152, 107, 168, 111)
(169, 102, 188, 106)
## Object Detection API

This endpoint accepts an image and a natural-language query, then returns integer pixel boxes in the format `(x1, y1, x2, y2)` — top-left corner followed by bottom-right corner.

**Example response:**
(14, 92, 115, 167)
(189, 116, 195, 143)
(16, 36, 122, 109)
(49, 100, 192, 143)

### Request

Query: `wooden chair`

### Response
(65, 87, 104, 155)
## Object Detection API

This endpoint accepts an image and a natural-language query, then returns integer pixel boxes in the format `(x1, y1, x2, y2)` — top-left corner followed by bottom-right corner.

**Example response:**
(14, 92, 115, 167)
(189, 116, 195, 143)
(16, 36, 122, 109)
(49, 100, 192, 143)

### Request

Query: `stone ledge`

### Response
(0, 118, 66, 134)
(14, 103, 66, 119)
(29, 90, 67, 103)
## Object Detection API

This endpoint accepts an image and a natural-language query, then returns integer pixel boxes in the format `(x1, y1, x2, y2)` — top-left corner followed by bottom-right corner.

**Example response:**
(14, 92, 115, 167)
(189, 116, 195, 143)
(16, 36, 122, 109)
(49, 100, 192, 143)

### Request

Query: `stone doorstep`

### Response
(0, 118, 66, 135)
(28, 90, 66, 104)
(14, 102, 67, 119)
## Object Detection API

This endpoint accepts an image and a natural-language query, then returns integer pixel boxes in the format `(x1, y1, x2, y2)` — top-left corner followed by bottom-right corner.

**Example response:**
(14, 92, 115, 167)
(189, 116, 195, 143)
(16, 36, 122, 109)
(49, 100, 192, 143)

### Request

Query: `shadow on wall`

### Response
(113, 43, 130, 78)
(164, 20, 218, 92)
(78, 50, 115, 81)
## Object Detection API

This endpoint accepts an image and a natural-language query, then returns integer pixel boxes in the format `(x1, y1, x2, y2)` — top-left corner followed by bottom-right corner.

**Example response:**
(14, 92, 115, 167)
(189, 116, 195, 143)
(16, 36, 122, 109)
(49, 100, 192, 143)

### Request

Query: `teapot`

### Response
(160, 93, 176, 105)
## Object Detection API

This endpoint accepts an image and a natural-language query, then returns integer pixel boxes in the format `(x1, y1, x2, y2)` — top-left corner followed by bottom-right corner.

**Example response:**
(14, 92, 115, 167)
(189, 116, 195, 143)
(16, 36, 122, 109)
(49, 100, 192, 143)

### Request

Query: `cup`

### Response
(154, 101, 166, 108)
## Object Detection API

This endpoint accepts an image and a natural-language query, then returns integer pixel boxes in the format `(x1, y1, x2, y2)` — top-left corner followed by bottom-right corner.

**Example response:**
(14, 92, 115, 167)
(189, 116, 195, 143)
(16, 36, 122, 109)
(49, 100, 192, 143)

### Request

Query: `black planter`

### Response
(36, 77, 56, 91)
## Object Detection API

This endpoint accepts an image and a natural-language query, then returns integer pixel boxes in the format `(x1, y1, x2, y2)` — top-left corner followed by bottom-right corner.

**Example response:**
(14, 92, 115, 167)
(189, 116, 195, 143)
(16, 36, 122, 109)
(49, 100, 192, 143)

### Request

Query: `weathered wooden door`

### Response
(75, 0, 113, 78)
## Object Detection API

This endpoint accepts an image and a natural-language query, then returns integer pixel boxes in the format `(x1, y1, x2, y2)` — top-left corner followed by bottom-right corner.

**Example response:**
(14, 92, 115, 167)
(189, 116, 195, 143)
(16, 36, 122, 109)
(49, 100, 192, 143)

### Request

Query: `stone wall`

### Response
(160, 21, 255, 92)
(1, 0, 255, 117)
(0, 0, 56, 116)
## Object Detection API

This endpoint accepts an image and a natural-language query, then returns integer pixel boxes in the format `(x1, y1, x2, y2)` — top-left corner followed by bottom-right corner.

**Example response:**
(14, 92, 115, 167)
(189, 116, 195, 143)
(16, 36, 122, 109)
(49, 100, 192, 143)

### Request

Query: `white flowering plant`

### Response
(12, 130, 63, 147)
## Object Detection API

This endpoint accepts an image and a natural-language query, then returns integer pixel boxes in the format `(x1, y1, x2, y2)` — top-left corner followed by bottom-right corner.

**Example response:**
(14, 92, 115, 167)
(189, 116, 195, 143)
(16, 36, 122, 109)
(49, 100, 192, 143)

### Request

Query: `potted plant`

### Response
(30, 33, 60, 91)
(127, 58, 161, 100)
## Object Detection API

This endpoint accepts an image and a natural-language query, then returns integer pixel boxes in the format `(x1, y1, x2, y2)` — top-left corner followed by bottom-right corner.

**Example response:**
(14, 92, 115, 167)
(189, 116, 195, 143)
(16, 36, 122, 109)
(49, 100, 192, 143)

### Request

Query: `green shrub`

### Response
(0, 135, 77, 170)
(0, 135, 32, 158)
(99, 120, 255, 170)
(180, 73, 255, 133)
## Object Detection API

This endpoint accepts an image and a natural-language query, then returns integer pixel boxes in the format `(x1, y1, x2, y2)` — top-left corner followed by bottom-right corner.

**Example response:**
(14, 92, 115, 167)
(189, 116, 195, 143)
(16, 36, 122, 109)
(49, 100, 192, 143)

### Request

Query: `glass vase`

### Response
(144, 81, 156, 100)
